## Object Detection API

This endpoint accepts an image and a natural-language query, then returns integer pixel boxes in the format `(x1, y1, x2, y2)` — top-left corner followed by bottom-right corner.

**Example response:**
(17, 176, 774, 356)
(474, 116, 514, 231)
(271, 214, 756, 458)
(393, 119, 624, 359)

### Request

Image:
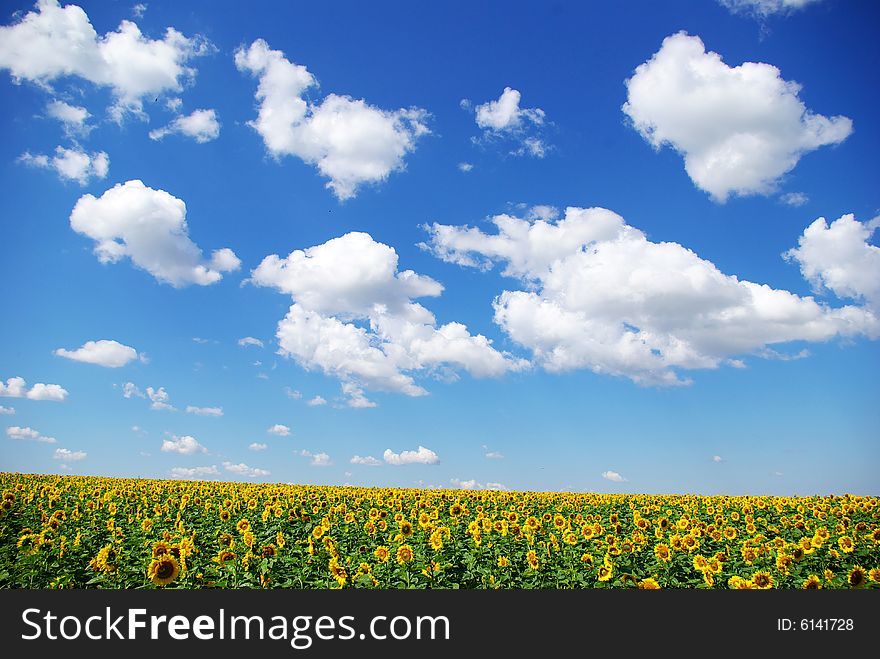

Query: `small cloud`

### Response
(0, 406, 14, 415)
(712, 455, 724, 463)
(350, 455, 381, 466)
(1, 376, 68, 402)
(192, 337, 217, 345)
(773, 471, 784, 477)
(267, 424, 291, 436)
(53, 448, 86, 461)
(170, 465, 219, 480)
(54, 339, 140, 368)
(132, 3, 148, 18)
(458, 162, 474, 172)
(300, 449, 332, 467)
(780, 192, 809, 207)
(160, 434, 207, 455)
(238, 336, 264, 348)
(19, 147, 109, 185)
(485, 451, 504, 460)
(223, 461, 270, 478)
(149, 108, 220, 143)
(383, 445, 439, 465)
(602, 470, 627, 483)
(147, 386, 175, 411)
(6, 426, 57, 444)
(249, 442, 268, 451)
(186, 405, 223, 417)
(306, 395, 327, 407)
(450, 478, 507, 491)
(285, 387, 302, 400)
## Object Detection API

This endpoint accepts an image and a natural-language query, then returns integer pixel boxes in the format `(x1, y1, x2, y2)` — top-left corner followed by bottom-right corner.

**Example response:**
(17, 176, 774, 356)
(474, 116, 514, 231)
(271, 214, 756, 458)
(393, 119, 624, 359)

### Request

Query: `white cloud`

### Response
(149, 108, 220, 143)
(222, 461, 270, 478)
(450, 478, 507, 490)
(267, 423, 291, 436)
(457, 162, 473, 172)
(238, 336, 263, 348)
(70, 180, 240, 287)
(53, 447, 86, 461)
(622, 32, 852, 201)
(160, 434, 206, 454)
(186, 405, 223, 416)
(170, 465, 218, 479)
(146, 386, 174, 411)
(350, 455, 381, 466)
(6, 426, 56, 443)
(423, 206, 878, 386)
(284, 387, 302, 399)
(251, 232, 527, 405)
(472, 87, 547, 158)
(19, 146, 108, 185)
(0, 406, 14, 415)
(248, 442, 267, 451)
(383, 445, 439, 466)
(132, 3, 147, 18)
(46, 99, 91, 135)
(0, 376, 68, 401)
(122, 381, 144, 398)
(300, 449, 332, 467)
(713, 455, 724, 462)
(602, 470, 627, 483)
(0, 0, 210, 121)
(784, 214, 880, 312)
(54, 339, 139, 367)
(306, 395, 326, 407)
(718, 0, 822, 18)
(780, 192, 809, 207)
(485, 451, 504, 459)
(234, 38, 429, 200)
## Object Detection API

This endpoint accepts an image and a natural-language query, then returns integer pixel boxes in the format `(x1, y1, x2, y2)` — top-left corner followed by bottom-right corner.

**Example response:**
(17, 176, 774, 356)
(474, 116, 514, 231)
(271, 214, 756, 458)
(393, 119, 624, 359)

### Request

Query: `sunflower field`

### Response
(1, 472, 878, 589)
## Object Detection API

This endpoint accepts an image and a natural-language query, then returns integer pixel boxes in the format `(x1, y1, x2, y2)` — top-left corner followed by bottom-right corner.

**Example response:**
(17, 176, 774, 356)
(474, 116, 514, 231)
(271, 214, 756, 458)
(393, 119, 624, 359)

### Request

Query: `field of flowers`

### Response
(1, 472, 878, 589)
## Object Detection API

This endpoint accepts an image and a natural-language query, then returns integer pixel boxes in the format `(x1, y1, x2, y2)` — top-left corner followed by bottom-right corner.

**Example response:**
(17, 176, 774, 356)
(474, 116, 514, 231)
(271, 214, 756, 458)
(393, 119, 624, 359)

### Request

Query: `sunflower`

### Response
(261, 544, 276, 558)
(653, 543, 671, 562)
(399, 520, 414, 538)
(837, 536, 855, 553)
(869, 568, 880, 583)
(152, 540, 171, 558)
(236, 518, 250, 534)
(801, 575, 822, 589)
(396, 545, 414, 564)
(216, 550, 235, 564)
(243, 531, 255, 548)
(597, 564, 613, 582)
(497, 556, 509, 568)
(95, 544, 118, 573)
(638, 578, 661, 589)
(219, 509, 230, 522)
(373, 545, 389, 562)
(312, 525, 325, 539)
(526, 550, 539, 570)
(751, 571, 773, 589)
(848, 566, 867, 588)
(429, 530, 443, 551)
(148, 554, 180, 586)
(218, 532, 234, 548)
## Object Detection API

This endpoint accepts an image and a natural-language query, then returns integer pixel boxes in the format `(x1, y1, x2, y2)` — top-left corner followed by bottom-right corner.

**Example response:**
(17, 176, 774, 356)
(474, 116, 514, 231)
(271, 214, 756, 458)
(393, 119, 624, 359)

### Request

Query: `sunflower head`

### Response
(848, 566, 867, 589)
(148, 554, 180, 587)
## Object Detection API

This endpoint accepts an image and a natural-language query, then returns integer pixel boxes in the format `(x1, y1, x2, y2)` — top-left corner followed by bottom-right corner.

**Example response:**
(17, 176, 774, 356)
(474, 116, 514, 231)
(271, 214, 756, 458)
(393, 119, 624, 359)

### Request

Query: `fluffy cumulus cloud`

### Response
(471, 87, 547, 157)
(251, 232, 527, 407)
(238, 336, 263, 348)
(383, 445, 439, 465)
(186, 405, 223, 416)
(54, 339, 139, 367)
(170, 465, 218, 479)
(234, 39, 429, 200)
(146, 386, 173, 411)
(622, 32, 852, 202)
(19, 146, 108, 185)
(222, 461, 270, 478)
(248, 442, 267, 451)
(718, 0, 822, 18)
(46, 99, 91, 135)
(300, 449, 331, 467)
(350, 455, 381, 466)
(160, 434, 206, 454)
(0, 376, 68, 401)
(602, 470, 627, 483)
(267, 424, 290, 436)
(53, 447, 86, 461)
(0, 0, 210, 121)
(149, 108, 220, 143)
(784, 214, 880, 312)
(6, 426, 56, 443)
(423, 206, 879, 386)
(0, 406, 14, 415)
(450, 478, 507, 490)
(306, 395, 326, 407)
(69, 180, 241, 287)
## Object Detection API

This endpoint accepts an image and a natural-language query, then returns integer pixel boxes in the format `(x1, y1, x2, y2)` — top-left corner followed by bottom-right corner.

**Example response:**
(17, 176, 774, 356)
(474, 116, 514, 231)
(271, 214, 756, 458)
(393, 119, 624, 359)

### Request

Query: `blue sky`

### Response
(0, 0, 877, 495)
